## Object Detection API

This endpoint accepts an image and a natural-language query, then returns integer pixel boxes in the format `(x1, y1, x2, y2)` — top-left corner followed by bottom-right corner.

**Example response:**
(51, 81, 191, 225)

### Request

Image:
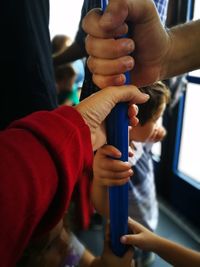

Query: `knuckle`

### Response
(87, 57, 96, 73)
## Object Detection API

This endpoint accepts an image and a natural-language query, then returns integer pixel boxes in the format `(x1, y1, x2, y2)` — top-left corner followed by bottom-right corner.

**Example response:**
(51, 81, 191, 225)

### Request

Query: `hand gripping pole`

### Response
(102, 0, 130, 257)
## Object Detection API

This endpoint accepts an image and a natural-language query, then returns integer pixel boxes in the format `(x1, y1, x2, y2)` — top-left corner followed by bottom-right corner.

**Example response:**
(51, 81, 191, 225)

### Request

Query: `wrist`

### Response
(152, 234, 165, 253)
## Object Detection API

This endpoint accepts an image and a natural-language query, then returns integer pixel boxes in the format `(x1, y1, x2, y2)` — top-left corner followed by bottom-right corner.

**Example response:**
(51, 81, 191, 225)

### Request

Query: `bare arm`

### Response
(153, 235, 200, 267)
(163, 20, 200, 80)
(121, 218, 200, 267)
(53, 41, 87, 66)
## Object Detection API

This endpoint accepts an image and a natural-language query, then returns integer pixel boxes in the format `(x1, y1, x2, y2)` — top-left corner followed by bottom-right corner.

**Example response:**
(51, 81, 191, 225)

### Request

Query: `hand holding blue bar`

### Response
(101, 0, 130, 257)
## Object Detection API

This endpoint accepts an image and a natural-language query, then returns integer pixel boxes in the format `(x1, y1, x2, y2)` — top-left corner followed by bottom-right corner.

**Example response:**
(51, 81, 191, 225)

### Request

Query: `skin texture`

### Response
(120, 218, 200, 267)
(82, 0, 200, 88)
(75, 85, 149, 150)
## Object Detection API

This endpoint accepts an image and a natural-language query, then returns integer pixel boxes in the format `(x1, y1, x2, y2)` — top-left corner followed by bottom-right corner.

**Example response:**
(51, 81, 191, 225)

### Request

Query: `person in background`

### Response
(52, 34, 72, 53)
(128, 82, 170, 266)
(0, 1, 58, 130)
(54, 64, 79, 106)
(92, 81, 170, 266)
(52, 34, 85, 92)
(120, 217, 200, 267)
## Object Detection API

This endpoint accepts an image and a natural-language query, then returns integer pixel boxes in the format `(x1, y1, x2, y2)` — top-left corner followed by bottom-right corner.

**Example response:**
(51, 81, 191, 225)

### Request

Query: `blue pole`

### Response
(101, 0, 130, 256)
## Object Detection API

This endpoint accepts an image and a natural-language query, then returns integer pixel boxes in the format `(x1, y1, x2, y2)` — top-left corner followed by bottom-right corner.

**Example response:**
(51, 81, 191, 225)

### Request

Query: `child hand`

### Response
(120, 217, 158, 252)
(93, 221, 135, 267)
(93, 145, 133, 186)
(148, 126, 166, 143)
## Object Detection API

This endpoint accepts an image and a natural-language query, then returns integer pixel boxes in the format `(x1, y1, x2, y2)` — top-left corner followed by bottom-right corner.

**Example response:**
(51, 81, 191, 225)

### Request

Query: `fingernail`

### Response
(133, 104, 139, 114)
(115, 74, 126, 85)
(121, 40, 134, 53)
(124, 58, 134, 70)
(142, 93, 150, 100)
(100, 11, 113, 25)
(129, 169, 133, 175)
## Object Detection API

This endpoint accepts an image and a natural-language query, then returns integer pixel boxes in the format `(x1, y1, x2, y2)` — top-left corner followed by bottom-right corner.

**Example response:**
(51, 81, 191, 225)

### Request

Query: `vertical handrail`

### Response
(102, 0, 130, 256)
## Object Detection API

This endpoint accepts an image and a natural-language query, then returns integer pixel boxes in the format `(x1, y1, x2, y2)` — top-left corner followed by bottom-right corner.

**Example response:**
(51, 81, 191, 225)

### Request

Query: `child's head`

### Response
(55, 64, 76, 94)
(51, 34, 72, 54)
(130, 82, 170, 142)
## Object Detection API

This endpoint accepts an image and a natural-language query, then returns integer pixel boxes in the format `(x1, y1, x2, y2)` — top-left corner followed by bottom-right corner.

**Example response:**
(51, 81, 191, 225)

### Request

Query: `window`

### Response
(177, 81, 200, 188)
(174, 0, 200, 189)
(49, 0, 84, 40)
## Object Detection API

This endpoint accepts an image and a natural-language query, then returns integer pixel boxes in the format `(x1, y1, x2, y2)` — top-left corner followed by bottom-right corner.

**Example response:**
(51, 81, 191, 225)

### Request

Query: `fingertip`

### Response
(120, 235, 127, 244)
(133, 104, 139, 115)
(99, 11, 114, 29)
(143, 93, 150, 101)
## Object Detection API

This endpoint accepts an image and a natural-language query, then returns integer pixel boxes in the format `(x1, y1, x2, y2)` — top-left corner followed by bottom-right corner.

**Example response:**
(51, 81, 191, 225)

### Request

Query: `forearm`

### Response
(153, 235, 200, 267)
(163, 20, 200, 79)
(53, 42, 87, 65)
(91, 180, 109, 217)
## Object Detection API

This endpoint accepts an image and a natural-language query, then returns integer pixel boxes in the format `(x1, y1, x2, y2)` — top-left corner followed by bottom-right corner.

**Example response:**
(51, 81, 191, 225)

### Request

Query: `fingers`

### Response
(86, 35, 134, 59)
(82, 8, 128, 38)
(87, 55, 134, 76)
(128, 217, 145, 233)
(76, 85, 149, 145)
(93, 73, 126, 88)
(120, 233, 140, 246)
(94, 160, 133, 185)
(95, 160, 132, 175)
(148, 126, 166, 142)
(94, 145, 133, 186)
(97, 176, 130, 186)
(83, 9, 135, 90)
(128, 104, 139, 126)
(99, 0, 129, 31)
(99, 144, 122, 158)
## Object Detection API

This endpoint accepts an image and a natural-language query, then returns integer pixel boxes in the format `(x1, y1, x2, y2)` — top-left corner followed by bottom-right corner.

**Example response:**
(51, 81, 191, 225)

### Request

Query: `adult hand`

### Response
(75, 85, 149, 150)
(82, 0, 170, 88)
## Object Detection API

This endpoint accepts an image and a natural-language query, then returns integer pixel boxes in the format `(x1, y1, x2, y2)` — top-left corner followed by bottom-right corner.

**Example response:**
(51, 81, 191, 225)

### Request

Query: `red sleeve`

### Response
(0, 106, 93, 267)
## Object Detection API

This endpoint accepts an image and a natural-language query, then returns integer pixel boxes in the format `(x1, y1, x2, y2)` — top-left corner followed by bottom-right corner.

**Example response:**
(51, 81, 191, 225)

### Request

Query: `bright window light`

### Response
(193, 0, 200, 20)
(178, 83, 200, 184)
(49, 0, 84, 41)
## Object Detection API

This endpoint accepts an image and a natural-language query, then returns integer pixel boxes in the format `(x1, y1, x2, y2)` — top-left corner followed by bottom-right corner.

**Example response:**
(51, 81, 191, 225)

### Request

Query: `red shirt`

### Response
(0, 106, 93, 267)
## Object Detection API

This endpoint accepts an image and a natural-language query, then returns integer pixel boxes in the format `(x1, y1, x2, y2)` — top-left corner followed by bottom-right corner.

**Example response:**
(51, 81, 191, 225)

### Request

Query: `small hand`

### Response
(148, 126, 166, 143)
(120, 217, 158, 252)
(93, 145, 133, 186)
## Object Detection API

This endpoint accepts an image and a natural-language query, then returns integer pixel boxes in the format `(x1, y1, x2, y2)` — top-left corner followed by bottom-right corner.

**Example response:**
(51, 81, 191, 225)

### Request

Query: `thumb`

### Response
(100, 0, 129, 31)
